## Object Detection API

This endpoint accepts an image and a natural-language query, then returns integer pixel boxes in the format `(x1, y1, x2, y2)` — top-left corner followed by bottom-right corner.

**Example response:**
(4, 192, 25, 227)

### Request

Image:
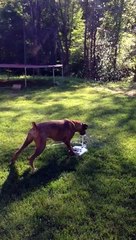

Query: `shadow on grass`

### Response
(0, 77, 85, 99)
(1, 155, 78, 205)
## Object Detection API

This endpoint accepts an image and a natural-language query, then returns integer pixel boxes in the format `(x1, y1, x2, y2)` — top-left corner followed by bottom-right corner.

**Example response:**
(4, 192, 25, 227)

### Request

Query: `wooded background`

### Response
(0, 0, 136, 81)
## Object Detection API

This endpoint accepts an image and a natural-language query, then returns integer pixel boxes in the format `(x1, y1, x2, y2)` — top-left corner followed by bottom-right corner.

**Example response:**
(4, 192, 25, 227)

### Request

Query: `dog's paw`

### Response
(30, 167, 38, 174)
(69, 151, 76, 156)
(9, 160, 15, 167)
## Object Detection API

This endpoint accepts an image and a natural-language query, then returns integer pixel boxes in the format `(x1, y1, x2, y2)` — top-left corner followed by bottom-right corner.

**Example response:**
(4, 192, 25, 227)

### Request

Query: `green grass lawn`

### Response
(0, 78, 136, 240)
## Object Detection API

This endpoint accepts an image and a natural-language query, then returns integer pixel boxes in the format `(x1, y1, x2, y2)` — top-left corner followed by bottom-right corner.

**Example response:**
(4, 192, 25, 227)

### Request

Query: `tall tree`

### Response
(118, 0, 136, 81)
(81, 0, 107, 79)
(56, 0, 82, 75)
(0, 0, 24, 63)
(21, 0, 58, 64)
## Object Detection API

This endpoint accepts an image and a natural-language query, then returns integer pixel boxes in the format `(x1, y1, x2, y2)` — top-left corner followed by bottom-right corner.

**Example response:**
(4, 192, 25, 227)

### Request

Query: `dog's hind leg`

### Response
(11, 133, 33, 165)
(28, 139, 46, 172)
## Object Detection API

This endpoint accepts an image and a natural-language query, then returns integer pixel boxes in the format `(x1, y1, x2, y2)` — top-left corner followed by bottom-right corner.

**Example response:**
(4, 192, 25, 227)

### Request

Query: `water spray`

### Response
(73, 134, 88, 156)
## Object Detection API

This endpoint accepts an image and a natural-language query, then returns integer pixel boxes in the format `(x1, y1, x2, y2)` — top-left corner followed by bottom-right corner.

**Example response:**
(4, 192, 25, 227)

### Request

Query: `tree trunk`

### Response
(113, 0, 125, 72)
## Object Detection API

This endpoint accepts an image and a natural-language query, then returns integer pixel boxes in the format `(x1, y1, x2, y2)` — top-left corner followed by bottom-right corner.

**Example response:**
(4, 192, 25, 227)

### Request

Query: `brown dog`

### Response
(11, 119, 88, 171)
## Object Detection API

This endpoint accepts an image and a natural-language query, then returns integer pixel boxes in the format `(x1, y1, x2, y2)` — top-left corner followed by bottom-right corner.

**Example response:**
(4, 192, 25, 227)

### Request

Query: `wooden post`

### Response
(53, 67, 55, 84)
(62, 65, 64, 78)
(24, 67, 27, 87)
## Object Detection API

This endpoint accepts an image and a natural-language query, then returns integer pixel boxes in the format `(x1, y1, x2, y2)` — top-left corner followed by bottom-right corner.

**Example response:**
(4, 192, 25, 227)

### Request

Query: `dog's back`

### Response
(31, 119, 75, 142)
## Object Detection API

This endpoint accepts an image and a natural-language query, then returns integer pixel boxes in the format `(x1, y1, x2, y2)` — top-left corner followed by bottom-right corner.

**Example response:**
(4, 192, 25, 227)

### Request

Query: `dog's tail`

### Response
(32, 122, 38, 130)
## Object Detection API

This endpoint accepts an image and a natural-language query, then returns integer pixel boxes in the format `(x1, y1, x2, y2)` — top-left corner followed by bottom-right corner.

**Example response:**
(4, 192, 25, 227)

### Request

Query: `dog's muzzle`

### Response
(80, 130, 86, 135)
(80, 123, 88, 135)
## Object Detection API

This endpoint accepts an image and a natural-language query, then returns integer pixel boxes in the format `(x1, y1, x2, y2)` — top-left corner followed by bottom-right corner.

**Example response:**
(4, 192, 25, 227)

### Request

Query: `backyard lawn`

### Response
(0, 78, 135, 240)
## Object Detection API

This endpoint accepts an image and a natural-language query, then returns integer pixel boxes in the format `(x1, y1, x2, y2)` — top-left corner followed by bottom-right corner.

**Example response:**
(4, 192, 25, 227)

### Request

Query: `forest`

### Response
(0, 0, 136, 81)
(0, 1, 136, 240)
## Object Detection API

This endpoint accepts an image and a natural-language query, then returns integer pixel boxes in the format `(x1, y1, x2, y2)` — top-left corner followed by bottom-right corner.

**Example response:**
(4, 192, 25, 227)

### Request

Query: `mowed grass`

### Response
(0, 78, 136, 240)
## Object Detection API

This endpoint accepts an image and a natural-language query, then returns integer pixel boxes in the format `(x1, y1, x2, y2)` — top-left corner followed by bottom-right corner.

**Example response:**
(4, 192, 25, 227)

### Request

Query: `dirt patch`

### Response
(108, 88, 136, 97)
(96, 82, 136, 97)
(126, 89, 136, 97)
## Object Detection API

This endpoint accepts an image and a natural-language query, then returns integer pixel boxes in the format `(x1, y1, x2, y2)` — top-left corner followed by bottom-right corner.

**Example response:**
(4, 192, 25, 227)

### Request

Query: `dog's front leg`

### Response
(64, 141, 75, 155)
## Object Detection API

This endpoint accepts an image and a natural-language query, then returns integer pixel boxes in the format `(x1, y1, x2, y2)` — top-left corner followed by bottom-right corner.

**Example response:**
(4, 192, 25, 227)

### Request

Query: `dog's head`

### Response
(71, 120, 88, 135)
(79, 123, 88, 135)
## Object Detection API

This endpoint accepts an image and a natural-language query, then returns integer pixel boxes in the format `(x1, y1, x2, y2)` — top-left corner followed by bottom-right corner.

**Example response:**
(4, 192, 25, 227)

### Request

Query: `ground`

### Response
(0, 77, 135, 240)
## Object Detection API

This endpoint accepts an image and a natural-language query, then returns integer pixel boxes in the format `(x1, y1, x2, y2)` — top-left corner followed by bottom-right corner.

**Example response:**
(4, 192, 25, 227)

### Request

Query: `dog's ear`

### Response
(82, 123, 88, 130)
(32, 122, 38, 130)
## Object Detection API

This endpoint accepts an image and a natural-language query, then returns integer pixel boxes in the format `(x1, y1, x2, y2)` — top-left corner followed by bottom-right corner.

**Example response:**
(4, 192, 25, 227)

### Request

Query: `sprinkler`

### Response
(73, 134, 88, 156)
